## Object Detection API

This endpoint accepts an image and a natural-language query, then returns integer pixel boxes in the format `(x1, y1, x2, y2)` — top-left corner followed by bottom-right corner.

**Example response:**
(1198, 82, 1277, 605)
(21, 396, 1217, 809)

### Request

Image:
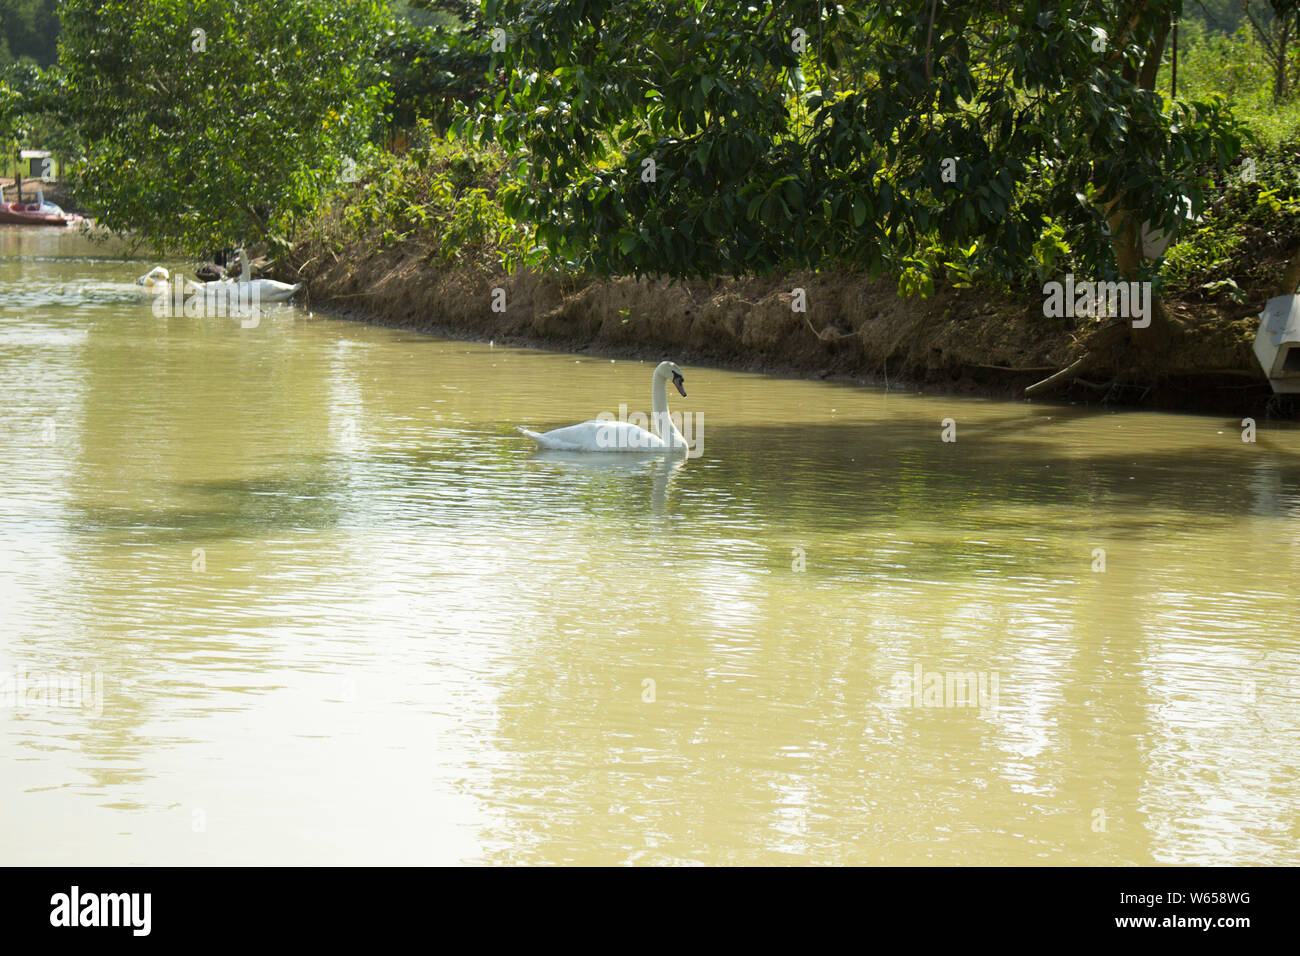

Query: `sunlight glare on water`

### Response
(1, 227, 1298, 864)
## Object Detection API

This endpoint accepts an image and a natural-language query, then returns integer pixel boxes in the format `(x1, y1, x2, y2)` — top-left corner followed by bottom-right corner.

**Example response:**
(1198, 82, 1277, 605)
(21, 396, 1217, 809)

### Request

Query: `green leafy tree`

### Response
(471, 0, 1245, 349)
(1241, 0, 1300, 101)
(0, 64, 44, 183)
(0, 1, 61, 67)
(59, 0, 391, 254)
(379, 4, 491, 133)
(0, 74, 22, 150)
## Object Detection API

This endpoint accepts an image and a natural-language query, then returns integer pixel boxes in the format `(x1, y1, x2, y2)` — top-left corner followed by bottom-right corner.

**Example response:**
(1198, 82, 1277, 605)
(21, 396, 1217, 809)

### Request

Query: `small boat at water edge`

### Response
(0, 189, 83, 226)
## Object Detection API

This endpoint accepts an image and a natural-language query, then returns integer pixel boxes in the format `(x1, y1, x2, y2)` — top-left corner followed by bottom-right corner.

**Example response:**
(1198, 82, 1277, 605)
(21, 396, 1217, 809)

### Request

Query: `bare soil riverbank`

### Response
(283, 242, 1286, 417)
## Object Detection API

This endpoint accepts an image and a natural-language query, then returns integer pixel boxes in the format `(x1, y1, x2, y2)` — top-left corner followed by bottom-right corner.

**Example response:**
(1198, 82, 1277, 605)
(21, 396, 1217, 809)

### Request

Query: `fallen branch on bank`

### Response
(974, 363, 1060, 373)
(1023, 322, 1131, 398)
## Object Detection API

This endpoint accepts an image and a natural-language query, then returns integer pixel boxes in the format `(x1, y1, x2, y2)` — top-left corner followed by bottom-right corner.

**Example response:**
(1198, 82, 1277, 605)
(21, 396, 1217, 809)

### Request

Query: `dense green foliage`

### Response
(380, 3, 492, 133)
(4, 0, 1296, 310)
(0, 62, 80, 173)
(302, 121, 530, 271)
(56, 0, 390, 254)
(1163, 140, 1300, 294)
(1177, 17, 1300, 144)
(0, 74, 21, 144)
(463, 0, 1246, 293)
(1156, 7, 1300, 301)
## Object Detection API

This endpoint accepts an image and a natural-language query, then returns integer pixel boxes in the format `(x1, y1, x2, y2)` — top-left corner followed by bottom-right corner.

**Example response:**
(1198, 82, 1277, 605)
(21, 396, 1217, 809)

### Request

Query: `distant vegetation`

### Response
(0, 0, 60, 68)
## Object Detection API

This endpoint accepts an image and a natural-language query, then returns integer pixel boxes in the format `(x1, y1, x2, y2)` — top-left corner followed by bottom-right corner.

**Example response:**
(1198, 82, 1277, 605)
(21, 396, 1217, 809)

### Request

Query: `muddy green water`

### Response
(1, 226, 1298, 865)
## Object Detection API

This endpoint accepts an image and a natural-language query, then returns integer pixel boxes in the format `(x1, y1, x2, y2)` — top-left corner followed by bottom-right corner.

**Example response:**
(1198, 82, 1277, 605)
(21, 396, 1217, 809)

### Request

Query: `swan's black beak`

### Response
(672, 372, 686, 397)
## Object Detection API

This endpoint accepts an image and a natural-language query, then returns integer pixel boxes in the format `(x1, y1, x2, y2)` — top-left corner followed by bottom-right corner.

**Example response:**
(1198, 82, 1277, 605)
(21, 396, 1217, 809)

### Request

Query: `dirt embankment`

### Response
(282, 241, 1284, 416)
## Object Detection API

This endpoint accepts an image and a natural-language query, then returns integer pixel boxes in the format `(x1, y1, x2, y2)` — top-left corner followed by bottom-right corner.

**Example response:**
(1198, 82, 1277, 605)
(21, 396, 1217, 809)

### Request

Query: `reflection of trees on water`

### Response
(468, 413, 1300, 865)
(9, 291, 345, 800)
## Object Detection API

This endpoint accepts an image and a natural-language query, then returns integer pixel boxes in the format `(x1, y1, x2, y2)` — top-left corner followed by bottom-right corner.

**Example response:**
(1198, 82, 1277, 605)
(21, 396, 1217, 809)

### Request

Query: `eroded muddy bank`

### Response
(282, 243, 1286, 417)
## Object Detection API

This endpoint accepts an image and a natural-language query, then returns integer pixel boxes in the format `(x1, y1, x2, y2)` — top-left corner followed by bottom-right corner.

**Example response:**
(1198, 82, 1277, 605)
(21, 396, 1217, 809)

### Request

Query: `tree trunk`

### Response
(1102, 202, 1171, 349)
(1108, 8, 1172, 352)
(1277, 20, 1291, 103)
(1280, 245, 1300, 298)
(1136, 16, 1170, 90)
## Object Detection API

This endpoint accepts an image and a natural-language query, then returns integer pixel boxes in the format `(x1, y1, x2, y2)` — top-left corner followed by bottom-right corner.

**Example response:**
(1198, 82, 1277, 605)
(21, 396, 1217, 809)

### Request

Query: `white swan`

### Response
(184, 249, 301, 302)
(519, 361, 692, 452)
(235, 248, 302, 301)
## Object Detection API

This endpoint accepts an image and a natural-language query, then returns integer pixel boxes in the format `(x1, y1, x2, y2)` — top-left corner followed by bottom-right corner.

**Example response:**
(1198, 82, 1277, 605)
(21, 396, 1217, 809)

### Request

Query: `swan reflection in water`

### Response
(526, 448, 688, 516)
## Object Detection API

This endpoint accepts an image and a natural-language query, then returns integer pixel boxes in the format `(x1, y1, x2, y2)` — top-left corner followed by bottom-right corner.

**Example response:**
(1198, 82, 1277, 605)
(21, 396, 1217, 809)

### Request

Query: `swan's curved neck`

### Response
(652, 374, 686, 447)
(652, 375, 668, 418)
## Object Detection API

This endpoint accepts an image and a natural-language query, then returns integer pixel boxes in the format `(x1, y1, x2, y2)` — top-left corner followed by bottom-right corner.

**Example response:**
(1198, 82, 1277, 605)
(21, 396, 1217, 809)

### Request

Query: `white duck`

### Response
(185, 249, 301, 302)
(519, 361, 692, 452)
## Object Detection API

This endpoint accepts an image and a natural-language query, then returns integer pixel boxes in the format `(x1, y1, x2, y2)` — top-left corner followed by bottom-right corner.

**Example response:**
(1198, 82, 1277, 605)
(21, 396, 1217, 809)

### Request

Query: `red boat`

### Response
(0, 195, 82, 226)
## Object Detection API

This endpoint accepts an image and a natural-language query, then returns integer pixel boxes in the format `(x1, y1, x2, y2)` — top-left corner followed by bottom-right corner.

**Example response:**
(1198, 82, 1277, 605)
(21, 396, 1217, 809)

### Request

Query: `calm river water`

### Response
(2, 226, 1298, 864)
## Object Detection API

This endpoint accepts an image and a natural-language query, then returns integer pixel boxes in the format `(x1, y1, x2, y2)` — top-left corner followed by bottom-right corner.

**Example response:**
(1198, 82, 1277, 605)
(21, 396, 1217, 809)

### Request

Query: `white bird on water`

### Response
(140, 250, 302, 304)
(518, 361, 691, 452)
(136, 266, 171, 293)
(184, 249, 301, 302)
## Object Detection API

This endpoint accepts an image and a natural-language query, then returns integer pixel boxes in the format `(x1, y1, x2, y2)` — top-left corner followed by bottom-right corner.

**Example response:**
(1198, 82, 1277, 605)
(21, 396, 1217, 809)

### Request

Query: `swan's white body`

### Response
(184, 249, 302, 302)
(139, 251, 301, 304)
(519, 361, 691, 453)
(235, 278, 302, 302)
(522, 418, 680, 452)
